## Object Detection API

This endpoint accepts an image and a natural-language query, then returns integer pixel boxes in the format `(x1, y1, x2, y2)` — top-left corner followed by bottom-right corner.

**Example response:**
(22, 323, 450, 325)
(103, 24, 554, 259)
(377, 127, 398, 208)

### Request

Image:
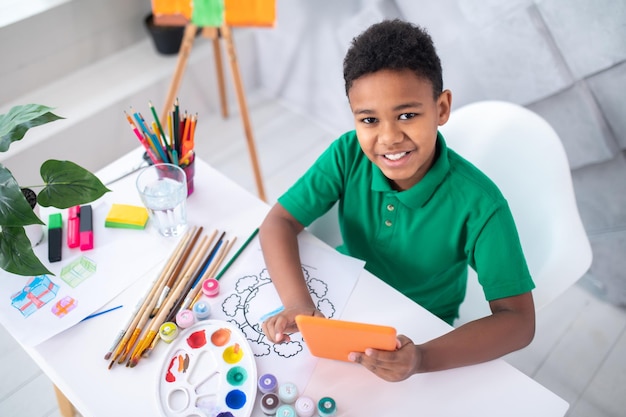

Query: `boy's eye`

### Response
(399, 113, 417, 120)
(361, 117, 378, 124)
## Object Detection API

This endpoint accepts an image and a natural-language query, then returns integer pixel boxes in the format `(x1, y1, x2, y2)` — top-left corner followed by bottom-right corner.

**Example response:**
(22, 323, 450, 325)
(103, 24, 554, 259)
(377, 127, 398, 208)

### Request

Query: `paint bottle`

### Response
(294, 395, 316, 417)
(317, 396, 337, 417)
(202, 278, 220, 297)
(260, 392, 280, 416)
(192, 300, 211, 320)
(275, 404, 297, 417)
(258, 373, 278, 394)
(158, 322, 179, 343)
(176, 309, 195, 329)
(277, 382, 298, 404)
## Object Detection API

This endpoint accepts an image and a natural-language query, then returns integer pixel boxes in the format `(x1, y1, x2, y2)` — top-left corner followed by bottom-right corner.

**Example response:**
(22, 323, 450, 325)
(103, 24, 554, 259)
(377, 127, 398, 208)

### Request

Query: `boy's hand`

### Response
(348, 335, 421, 382)
(261, 306, 324, 344)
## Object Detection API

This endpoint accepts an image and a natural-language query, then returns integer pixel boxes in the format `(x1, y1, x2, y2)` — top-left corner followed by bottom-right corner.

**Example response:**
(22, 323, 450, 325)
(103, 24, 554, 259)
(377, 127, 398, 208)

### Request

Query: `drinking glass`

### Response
(136, 163, 188, 237)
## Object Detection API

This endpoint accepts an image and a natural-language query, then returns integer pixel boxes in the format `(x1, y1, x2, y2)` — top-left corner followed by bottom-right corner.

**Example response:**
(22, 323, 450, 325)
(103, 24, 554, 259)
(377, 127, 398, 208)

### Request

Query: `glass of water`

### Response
(136, 163, 188, 237)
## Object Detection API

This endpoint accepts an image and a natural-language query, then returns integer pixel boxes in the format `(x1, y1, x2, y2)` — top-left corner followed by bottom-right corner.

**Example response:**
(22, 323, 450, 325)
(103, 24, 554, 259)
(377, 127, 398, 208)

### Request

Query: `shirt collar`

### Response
(371, 131, 450, 209)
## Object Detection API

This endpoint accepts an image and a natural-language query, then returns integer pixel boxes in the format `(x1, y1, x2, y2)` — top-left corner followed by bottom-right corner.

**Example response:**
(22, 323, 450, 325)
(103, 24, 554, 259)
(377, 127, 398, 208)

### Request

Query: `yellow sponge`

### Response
(105, 204, 149, 229)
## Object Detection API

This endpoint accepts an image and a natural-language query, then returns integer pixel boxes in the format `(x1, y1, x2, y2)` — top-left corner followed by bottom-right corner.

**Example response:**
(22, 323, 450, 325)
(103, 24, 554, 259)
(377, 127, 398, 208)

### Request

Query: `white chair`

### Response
(439, 101, 593, 325)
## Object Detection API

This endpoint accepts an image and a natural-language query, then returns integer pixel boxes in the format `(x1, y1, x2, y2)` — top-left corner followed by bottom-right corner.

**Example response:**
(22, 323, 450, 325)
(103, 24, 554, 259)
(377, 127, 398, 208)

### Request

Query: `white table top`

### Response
(3, 148, 568, 417)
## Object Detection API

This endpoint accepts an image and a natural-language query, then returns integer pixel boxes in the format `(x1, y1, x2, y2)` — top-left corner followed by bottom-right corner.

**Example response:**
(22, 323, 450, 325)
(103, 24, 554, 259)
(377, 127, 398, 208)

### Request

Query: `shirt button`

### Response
(385, 220, 392, 227)
(386, 204, 395, 212)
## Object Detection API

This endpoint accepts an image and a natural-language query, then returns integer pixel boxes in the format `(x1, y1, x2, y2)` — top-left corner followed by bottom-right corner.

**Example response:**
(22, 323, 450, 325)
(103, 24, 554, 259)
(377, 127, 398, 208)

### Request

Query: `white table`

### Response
(3, 149, 568, 416)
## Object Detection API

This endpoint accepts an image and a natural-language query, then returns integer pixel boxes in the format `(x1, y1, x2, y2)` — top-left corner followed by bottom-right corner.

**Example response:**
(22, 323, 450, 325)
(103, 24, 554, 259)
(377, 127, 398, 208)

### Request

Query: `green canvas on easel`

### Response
(192, 0, 224, 27)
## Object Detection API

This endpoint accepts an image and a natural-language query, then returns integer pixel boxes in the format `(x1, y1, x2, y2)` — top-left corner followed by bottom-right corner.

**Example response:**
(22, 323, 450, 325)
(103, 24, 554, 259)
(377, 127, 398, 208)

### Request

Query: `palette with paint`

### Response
(157, 320, 257, 417)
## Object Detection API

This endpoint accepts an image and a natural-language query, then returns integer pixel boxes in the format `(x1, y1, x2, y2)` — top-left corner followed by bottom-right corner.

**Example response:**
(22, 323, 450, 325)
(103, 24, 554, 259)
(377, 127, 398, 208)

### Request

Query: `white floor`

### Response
(1, 95, 624, 417)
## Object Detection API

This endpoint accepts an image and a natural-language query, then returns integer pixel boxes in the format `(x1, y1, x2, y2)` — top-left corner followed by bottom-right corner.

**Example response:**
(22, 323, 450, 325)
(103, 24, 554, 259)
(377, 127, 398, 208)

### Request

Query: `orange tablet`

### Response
(295, 315, 397, 362)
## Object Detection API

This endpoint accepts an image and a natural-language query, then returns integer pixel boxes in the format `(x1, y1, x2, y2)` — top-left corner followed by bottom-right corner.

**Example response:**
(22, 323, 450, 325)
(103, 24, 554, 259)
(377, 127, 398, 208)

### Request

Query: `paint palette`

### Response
(157, 320, 257, 417)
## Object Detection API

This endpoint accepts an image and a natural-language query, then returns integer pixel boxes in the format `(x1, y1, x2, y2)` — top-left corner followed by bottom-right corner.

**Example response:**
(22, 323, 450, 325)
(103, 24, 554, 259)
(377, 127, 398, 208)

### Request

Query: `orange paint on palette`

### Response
(210, 328, 231, 346)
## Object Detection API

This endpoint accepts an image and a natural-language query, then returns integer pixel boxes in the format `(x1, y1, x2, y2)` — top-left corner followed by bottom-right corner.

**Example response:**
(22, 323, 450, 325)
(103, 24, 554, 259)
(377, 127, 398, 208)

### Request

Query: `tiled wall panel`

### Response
(536, 0, 626, 79)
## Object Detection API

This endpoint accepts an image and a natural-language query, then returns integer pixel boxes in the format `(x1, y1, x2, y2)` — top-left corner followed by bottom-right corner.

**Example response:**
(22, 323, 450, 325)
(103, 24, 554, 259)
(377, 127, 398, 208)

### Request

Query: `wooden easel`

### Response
(161, 23, 267, 202)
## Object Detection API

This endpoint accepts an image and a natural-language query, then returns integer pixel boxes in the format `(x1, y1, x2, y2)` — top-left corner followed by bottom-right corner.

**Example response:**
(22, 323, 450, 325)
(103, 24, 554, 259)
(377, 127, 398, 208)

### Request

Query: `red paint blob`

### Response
(165, 356, 177, 382)
(186, 329, 207, 349)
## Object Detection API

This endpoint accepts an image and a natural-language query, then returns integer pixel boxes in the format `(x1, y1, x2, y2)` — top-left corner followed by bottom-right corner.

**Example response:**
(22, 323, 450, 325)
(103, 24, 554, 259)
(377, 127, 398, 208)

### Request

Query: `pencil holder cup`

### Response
(142, 151, 195, 197)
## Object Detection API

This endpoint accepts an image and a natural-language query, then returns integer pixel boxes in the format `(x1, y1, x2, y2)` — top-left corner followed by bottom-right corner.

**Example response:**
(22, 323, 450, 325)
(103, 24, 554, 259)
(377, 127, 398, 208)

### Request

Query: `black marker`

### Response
(48, 213, 62, 262)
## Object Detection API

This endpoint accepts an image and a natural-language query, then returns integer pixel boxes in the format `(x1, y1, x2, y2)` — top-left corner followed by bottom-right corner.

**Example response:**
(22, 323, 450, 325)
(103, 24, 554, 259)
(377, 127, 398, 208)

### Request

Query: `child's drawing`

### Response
(61, 256, 97, 288)
(221, 265, 336, 359)
(11, 275, 59, 317)
(52, 296, 77, 318)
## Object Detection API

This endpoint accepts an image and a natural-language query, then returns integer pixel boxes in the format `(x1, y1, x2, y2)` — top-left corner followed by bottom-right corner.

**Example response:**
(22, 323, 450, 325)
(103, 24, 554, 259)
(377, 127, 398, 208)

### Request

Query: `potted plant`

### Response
(0, 104, 110, 277)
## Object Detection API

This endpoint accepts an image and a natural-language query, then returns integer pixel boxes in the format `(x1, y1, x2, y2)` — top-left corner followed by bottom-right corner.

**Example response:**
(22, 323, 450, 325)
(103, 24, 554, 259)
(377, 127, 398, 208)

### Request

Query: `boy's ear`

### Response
(437, 90, 452, 125)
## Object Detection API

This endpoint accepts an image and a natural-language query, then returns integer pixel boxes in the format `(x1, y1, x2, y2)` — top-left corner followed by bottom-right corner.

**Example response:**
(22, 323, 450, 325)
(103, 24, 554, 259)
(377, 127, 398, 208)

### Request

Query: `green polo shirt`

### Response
(279, 130, 534, 324)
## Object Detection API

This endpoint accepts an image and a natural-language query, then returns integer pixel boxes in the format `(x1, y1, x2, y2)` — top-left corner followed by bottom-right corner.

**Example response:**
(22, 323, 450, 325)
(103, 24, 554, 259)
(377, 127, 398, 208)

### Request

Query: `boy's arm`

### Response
(417, 291, 535, 370)
(350, 291, 535, 381)
(259, 203, 321, 342)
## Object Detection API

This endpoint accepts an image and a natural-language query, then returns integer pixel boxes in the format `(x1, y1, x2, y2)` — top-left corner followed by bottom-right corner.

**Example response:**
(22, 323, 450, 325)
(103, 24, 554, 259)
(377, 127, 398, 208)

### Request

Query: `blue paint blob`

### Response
(216, 413, 234, 417)
(225, 389, 246, 409)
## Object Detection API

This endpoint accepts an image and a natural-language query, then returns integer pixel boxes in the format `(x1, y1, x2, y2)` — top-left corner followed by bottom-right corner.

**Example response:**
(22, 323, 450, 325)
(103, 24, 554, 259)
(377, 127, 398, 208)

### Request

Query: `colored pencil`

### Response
(173, 98, 180, 156)
(181, 113, 196, 157)
(149, 101, 170, 155)
(215, 228, 259, 280)
(124, 111, 160, 164)
(133, 109, 169, 163)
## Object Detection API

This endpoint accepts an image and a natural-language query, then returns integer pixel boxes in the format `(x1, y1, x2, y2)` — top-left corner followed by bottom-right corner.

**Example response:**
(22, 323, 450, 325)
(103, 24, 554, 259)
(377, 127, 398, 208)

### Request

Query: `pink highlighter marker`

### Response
(67, 205, 80, 248)
(79, 205, 93, 251)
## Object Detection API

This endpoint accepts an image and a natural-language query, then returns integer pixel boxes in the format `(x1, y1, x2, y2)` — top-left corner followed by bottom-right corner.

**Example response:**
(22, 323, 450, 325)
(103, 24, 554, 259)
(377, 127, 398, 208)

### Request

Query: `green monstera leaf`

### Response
(0, 104, 63, 152)
(0, 226, 52, 276)
(36, 160, 110, 209)
(0, 166, 44, 227)
(0, 104, 110, 276)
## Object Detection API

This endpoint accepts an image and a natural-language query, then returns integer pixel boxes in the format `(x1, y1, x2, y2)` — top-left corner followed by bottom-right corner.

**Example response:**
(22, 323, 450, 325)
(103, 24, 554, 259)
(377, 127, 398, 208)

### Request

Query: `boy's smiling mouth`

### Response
(385, 151, 407, 161)
(383, 151, 411, 161)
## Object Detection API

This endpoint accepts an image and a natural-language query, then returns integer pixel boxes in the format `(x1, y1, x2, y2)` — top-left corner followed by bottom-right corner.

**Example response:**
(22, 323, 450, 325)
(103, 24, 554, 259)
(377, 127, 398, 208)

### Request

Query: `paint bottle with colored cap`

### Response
(260, 392, 280, 416)
(317, 396, 337, 417)
(192, 301, 211, 320)
(202, 278, 219, 297)
(159, 322, 179, 343)
(258, 373, 278, 394)
(176, 309, 195, 329)
(277, 382, 298, 404)
(275, 404, 296, 417)
(294, 395, 316, 417)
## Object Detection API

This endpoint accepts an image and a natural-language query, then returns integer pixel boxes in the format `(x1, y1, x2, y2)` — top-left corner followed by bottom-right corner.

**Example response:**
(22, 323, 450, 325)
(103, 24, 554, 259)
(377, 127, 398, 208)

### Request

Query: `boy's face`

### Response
(348, 69, 451, 191)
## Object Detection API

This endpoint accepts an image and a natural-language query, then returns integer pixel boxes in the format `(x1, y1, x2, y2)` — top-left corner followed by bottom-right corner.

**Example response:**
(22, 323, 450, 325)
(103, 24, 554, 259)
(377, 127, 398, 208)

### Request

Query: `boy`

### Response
(259, 19, 535, 382)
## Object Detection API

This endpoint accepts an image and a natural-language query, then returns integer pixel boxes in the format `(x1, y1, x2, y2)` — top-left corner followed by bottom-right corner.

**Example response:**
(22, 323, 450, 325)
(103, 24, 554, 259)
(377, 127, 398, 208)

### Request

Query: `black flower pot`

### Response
(144, 14, 185, 55)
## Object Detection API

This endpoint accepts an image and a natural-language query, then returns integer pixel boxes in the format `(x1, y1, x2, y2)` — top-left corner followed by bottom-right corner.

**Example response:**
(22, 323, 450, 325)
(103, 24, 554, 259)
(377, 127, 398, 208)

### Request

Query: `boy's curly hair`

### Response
(343, 19, 443, 99)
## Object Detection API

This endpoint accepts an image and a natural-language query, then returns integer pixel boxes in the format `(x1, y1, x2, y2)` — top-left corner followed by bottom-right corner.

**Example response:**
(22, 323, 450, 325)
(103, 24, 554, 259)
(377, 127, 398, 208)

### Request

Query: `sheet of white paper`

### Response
(208, 234, 365, 399)
(0, 203, 178, 347)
